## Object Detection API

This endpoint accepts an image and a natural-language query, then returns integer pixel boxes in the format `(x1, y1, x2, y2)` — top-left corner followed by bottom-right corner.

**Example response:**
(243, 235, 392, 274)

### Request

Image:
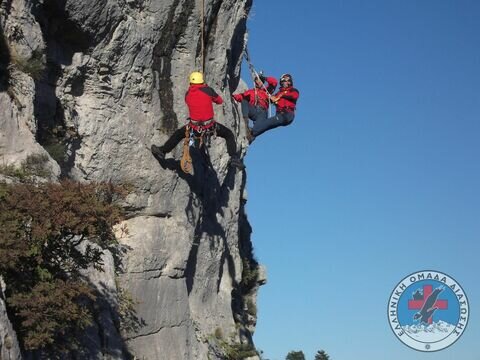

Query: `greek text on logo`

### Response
(388, 270, 469, 352)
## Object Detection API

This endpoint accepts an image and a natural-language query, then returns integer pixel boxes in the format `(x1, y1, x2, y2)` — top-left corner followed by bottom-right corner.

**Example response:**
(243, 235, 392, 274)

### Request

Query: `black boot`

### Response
(151, 145, 165, 161)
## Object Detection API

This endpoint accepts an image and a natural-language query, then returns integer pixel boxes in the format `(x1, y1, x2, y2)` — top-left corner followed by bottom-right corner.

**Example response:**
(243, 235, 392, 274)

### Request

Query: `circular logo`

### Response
(388, 270, 469, 352)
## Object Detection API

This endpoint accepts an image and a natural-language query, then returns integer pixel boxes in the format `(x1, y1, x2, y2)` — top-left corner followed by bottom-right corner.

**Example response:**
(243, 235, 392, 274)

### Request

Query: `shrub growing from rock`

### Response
(0, 180, 124, 354)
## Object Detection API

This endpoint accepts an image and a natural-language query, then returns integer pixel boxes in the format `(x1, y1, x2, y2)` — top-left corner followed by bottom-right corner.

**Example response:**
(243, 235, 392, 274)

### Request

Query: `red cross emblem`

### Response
(408, 284, 448, 324)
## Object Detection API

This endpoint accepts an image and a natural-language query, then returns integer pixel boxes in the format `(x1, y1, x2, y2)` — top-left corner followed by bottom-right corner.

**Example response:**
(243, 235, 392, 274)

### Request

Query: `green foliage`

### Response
(246, 297, 257, 317)
(215, 330, 258, 360)
(221, 342, 258, 360)
(240, 257, 259, 292)
(8, 280, 95, 351)
(0, 180, 125, 354)
(43, 141, 67, 165)
(315, 350, 330, 360)
(0, 182, 7, 199)
(22, 153, 51, 178)
(0, 163, 24, 179)
(286, 350, 306, 360)
(0, 153, 50, 180)
(116, 279, 144, 334)
(41, 125, 80, 165)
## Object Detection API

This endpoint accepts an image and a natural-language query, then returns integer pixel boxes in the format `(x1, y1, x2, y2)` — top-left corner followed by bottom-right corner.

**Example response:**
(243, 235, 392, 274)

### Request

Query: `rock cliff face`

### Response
(1, 279, 22, 360)
(0, 0, 264, 359)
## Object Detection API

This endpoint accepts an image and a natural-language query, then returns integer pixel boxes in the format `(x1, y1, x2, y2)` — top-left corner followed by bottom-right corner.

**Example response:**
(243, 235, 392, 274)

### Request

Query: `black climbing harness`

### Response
(181, 120, 217, 174)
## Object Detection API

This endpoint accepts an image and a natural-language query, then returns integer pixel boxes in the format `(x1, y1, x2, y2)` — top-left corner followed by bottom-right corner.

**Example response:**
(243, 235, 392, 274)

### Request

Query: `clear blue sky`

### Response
(242, 1, 480, 359)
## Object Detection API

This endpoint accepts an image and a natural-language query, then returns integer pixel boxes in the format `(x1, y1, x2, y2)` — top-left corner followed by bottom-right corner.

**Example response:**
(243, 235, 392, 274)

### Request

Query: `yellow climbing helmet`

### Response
(189, 71, 204, 84)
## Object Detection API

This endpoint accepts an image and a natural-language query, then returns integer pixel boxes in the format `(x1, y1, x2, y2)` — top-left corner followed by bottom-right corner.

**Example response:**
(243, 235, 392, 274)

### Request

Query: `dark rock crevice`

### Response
(31, 1, 90, 176)
(126, 319, 189, 341)
(0, 22, 10, 92)
(31, 0, 119, 177)
(230, 170, 260, 340)
(227, 0, 252, 93)
(201, 0, 222, 72)
(34, 0, 92, 64)
(0, 0, 13, 16)
(33, 59, 82, 178)
(82, 285, 133, 360)
(152, 0, 195, 133)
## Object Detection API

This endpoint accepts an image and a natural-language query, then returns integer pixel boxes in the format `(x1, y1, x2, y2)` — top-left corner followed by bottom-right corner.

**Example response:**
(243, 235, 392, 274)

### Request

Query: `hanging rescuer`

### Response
(232, 72, 278, 141)
(249, 73, 299, 141)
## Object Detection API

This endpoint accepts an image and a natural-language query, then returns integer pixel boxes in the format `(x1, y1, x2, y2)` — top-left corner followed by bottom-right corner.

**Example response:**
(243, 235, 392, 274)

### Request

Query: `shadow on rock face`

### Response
(152, 145, 237, 212)
(152, 145, 240, 296)
(0, 23, 11, 92)
(71, 277, 139, 360)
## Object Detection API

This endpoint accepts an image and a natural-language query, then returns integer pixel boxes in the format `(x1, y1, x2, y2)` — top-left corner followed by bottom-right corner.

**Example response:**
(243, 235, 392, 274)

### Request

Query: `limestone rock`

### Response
(0, 0, 60, 177)
(0, 279, 22, 360)
(0, 0, 261, 358)
(79, 243, 128, 359)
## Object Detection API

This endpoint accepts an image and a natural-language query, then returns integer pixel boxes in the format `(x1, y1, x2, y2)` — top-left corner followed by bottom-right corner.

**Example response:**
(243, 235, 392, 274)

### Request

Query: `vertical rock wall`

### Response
(1, 278, 22, 360)
(0, 0, 262, 359)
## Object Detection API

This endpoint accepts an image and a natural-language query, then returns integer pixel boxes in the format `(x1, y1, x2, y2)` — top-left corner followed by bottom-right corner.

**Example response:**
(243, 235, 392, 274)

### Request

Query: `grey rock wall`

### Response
(1, 0, 262, 359)
(1, 278, 22, 360)
(0, 0, 59, 176)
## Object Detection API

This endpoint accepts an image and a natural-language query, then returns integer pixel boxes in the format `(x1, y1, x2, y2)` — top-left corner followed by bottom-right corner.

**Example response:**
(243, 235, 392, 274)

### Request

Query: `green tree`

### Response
(0, 180, 125, 355)
(286, 350, 306, 360)
(315, 350, 330, 360)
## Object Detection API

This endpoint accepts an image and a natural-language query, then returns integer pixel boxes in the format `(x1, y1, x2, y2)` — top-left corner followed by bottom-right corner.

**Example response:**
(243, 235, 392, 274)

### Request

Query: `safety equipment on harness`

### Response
(189, 118, 215, 128)
(181, 126, 193, 174)
(180, 122, 218, 174)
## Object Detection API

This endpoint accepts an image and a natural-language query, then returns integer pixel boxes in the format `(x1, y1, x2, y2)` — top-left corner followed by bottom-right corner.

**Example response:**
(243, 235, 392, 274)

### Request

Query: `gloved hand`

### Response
(232, 94, 243, 102)
(270, 94, 283, 103)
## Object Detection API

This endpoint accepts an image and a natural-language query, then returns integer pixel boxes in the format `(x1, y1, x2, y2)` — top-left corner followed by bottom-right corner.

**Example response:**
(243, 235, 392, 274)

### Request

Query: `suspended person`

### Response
(250, 73, 299, 142)
(151, 72, 244, 169)
(232, 72, 277, 141)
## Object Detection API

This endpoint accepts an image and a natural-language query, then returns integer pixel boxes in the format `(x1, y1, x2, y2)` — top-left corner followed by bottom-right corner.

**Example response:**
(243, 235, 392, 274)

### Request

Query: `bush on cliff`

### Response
(0, 179, 124, 354)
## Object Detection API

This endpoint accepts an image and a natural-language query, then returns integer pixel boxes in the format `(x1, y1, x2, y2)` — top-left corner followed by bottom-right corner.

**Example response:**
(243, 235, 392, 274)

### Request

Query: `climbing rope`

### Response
(200, 0, 205, 73)
(244, 46, 273, 117)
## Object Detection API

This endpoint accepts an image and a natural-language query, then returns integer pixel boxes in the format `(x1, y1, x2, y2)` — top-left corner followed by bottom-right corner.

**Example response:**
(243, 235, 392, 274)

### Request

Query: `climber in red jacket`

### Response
(250, 73, 299, 141)
(232, 73, 277, 140)
(151, 72, 244, 169)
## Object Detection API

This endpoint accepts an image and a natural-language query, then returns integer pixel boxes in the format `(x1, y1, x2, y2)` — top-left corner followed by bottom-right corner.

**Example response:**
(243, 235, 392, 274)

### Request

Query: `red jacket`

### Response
(274, 86, 299, 113)
(185, 84, 223, 130)
(233, 76, 277, 110)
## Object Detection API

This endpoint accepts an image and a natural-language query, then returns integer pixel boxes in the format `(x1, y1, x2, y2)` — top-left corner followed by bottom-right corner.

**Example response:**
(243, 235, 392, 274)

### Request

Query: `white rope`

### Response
(244, 46, 273, 117)
(200, 0, 205, 74)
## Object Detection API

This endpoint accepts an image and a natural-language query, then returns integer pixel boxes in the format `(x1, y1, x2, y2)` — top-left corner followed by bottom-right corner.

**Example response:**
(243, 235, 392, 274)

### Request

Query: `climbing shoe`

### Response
(229, 157, 245, 170)
(151, 144, 165, 161)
